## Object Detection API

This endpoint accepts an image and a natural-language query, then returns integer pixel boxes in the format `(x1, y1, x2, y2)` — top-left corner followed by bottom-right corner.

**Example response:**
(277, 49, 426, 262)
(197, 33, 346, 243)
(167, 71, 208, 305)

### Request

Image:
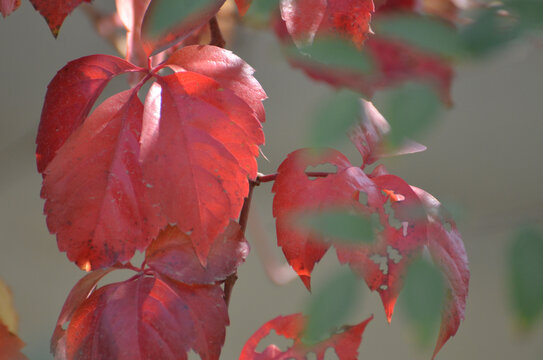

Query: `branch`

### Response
(209, 16, 226, 48)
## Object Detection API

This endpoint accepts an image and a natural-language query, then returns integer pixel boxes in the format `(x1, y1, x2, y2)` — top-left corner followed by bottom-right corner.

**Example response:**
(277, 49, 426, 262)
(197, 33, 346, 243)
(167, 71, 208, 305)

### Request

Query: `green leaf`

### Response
(375, 81, 442, 147)
(304, 268, 360, 343)
(508, 226, 543, 330)
(143, 0, 220, 38)
(286, 36, 374, 75)
(309, 90, 361, 148)
(299, 210, 380, 244)
(374, 14, 464, 58)
(399, 258, 445, 346)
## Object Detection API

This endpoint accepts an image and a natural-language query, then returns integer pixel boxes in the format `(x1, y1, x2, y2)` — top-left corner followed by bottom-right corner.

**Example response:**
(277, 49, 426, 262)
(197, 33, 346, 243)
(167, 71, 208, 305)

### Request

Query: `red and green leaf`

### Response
(240, 313, 373, 360)
(52, 273, 228, 360)
(145, 222, 249, 284)
(29, 0, 91, 36)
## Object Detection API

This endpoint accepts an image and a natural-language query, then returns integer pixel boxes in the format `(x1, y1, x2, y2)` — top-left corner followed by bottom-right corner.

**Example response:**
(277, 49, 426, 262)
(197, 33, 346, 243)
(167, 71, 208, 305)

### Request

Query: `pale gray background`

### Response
(1, 1, 543, 359)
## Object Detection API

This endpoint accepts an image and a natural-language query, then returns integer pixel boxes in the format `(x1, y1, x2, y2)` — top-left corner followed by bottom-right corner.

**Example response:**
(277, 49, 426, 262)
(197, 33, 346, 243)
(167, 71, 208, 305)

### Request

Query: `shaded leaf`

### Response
(29, 0, 91, 36)
(240, 313, 373, 360)
(42, 90, 158, 270)
(304, 269, 359, 343)
(399, 258, 445, 346)
(145, 222, 249, 284)
(0, 0, 19, 17)
(36, 55, 141, 173)
(508, 226, 543, 330)
(141, 0, 226, 55)
(52, 273, 228, 360)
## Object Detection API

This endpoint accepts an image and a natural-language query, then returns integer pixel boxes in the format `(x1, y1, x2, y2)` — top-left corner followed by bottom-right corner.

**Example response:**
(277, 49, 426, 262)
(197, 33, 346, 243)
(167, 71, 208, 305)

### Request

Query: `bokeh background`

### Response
(1, 1, 543, 359)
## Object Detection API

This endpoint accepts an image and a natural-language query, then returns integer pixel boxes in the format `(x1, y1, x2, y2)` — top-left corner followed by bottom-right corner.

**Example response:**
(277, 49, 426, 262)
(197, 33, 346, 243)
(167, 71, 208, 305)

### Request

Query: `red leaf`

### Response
(145, 222, 249, 284)
(29, 0, 91, 36)
(140, 71, 263, 264)
(166, 45, 267, 123)
(42, 90, 158, 270)
(51, 268, 116, 355)
(240, 313, 373, 360)
(36, 55, 141, 173)
(52, 273, 228, 360)
(272, 148, 382, 289)
(0, 0, 20, 17)
(141, 0, 226, 55)
(411, 187, 469, 359)
(375, 0, 417, 12)
(280, 0, 374, 47)
(336, 174, 428, 322)
(234, 0, 252, 16)
(0, 323, 27, 360)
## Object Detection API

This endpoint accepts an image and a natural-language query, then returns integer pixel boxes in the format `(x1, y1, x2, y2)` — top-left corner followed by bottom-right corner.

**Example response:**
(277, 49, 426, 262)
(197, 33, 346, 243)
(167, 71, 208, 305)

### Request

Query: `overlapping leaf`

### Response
(272, 105, 468, 357)
(38, 46, 265, 269)
(280, 0, 375, 47)
(145, 222, 249, 284)
(36, 55, 140, 173)
(239, 313, 373, 360)
(0, 0, 20, 17)
(52, 273, 228, 360)
(29, 0, 91, 36)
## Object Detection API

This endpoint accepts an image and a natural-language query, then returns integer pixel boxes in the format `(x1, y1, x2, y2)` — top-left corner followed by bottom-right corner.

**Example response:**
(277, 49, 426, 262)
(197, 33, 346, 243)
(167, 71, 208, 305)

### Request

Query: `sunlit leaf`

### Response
(508, 225, 543, 330)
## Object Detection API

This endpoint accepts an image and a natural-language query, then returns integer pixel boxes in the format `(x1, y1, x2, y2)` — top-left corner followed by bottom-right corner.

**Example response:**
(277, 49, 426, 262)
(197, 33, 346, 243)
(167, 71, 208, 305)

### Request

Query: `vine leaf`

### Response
(41, 90, 158, 270)
(166, 45, 267, 123)
(280, 0, 375, 48)
(0, 0, 20, 17)
(234, 0, 253, 16)
(145, 222, 249, 285)
(239, 313, 373, 360)
(140, 71, 263, 264)
(141, 0, 227, 55)
(116, 0, 152, 68)
(0, 323, 27, 360)
(52, 273, 228, 360)
(36, 55, 141, 173)
(29, 0, 90, 37)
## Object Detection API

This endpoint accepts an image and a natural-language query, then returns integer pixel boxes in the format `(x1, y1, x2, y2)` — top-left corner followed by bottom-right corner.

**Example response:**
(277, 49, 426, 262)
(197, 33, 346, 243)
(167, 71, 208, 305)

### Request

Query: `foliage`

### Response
(1, 0, 542, 359)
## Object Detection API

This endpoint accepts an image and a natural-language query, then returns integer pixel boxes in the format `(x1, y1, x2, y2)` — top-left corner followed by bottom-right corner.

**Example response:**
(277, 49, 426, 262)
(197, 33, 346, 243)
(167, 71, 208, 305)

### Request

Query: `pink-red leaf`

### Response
(29, 0, 91, 36)
(53, 273, 228, 360)
(145, 222, 249, 284)
(36, 55, 141, 173)
(272, 148, 382, 289)
(280, 0, 374, 48)
(411, 187, 469, 359)
(41, 90, 158, 270)
(240, 313, 373, 360)
(166, 45, 267, 123)
(0, 0, 19, 17)
(140, 71, 263, 264)
(0, 323, 27, 360)
(234, 0, 252, 16)
(116, 0, 151, 69)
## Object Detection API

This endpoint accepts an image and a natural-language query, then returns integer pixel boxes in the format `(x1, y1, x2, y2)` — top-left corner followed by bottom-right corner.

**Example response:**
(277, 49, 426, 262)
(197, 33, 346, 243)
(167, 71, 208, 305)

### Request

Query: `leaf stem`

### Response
(209, 16, 226, 48)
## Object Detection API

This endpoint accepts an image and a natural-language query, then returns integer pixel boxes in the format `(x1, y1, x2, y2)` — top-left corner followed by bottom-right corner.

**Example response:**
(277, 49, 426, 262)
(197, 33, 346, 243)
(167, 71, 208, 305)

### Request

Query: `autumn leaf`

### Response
(29, 0, 91, 36)
(0, 0, 20, 17)
(0, 279, 27, 360)
(116, 0, 152, 68)
(140, 71, 263, 264)
(41, 90, 159, 270)
(240, 313, 373, 360)
(52, 273, 228, 360)
(36, 55, 141, 173)
(235, 0, 253, 16)
(145, 222, 249, 285)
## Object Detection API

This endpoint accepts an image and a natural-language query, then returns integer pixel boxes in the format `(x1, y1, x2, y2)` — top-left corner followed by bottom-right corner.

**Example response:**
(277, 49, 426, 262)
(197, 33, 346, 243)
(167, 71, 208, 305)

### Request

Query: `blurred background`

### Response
(1, 1, 542, 359)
